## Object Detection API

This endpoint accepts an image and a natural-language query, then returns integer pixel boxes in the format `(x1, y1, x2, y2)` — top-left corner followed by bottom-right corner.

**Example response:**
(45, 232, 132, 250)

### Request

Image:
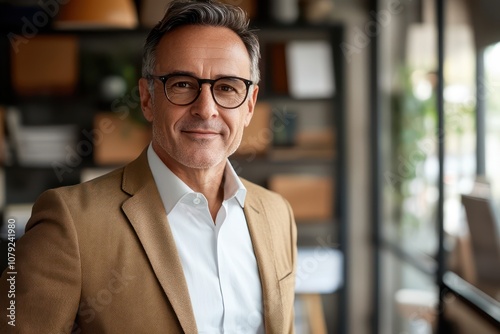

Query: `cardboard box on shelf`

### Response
(11, 35, 79, 96)
(268, 174, 334, 221)
(235, 102, 272, 156)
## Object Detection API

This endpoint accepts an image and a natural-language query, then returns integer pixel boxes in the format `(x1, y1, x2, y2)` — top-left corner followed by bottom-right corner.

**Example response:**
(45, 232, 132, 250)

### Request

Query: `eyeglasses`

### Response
(147, 73, 253, 109)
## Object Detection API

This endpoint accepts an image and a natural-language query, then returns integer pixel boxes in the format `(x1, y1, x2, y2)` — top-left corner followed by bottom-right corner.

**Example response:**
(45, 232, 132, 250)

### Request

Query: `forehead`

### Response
(154, 25, 251, 77)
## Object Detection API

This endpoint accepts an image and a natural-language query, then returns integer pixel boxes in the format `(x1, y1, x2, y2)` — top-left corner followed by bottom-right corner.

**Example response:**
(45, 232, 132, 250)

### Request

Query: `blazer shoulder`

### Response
(31, 167, 126, 218)
(48, 147, 150, 200)
(241, 178, 293, 217)
(53, 167, 124, 197)
(241, 178, 283, 202)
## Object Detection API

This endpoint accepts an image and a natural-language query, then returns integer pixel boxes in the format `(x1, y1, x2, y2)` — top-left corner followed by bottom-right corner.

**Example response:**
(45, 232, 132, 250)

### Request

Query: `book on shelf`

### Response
(5, 107, 78, 166)
(11, 35, 79, 96)
(286, 40, 335, 99)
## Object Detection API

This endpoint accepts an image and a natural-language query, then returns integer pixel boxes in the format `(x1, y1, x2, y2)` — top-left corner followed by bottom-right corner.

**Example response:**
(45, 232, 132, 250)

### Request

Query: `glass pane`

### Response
(443, 5, 476, 237)
(446, 39, 500, 303)
(484, 43, 500, 205)
(453, 41, 500, 302)
(379, 249, 438, 334)
(379, 0, 439, 260)
(442, 0, 477, 277)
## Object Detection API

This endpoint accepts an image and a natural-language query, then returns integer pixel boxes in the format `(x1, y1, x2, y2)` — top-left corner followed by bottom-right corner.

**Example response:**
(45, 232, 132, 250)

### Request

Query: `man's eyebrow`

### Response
(158, 70, 196, 77)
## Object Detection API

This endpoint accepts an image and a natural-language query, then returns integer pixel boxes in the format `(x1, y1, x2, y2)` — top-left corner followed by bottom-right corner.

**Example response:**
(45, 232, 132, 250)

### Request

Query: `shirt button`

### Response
(193, 197, 201, 205)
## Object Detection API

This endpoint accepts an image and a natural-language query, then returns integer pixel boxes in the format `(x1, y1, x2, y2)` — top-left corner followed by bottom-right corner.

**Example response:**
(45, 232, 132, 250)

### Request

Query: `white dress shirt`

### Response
(147, 145, 264, 333)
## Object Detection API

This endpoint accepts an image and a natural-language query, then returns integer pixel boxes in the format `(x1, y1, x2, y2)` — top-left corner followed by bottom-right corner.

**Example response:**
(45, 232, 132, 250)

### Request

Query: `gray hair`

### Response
(142, 0, 261, 86)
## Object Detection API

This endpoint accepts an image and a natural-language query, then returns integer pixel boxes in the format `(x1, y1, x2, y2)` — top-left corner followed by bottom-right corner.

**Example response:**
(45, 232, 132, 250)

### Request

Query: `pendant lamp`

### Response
(54, 0, 138, 29)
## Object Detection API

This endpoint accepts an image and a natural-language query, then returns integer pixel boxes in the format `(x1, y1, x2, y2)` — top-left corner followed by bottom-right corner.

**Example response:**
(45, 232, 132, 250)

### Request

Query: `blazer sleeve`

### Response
(0, 189, 81, 334)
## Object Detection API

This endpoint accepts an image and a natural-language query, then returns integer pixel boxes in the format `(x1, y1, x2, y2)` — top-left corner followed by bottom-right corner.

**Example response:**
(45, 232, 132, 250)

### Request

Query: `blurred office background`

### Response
(0, 0, 499, 333)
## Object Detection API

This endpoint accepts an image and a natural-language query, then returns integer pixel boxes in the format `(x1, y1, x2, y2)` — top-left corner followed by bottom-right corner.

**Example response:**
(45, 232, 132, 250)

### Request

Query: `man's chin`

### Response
(175, 152, 227, 170)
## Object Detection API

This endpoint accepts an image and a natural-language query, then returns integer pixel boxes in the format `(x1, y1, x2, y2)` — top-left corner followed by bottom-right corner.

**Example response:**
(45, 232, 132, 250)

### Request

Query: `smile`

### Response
(181, 130, 221, 139)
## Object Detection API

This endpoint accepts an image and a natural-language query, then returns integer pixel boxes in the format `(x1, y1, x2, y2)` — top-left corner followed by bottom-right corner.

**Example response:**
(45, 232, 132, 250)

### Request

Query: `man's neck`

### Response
(176, 166, 225, 222)
(154, 146, 226, 222)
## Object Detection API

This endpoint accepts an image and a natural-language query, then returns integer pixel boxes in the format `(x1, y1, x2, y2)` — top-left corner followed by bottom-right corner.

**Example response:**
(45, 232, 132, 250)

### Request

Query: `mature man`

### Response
(0, 0, 297, 333)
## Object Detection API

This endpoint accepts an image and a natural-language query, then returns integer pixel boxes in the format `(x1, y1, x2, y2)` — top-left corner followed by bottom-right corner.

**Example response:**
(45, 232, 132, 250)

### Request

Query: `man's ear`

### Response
(139, 77, 154, 122)
(244, 85, 259, 127)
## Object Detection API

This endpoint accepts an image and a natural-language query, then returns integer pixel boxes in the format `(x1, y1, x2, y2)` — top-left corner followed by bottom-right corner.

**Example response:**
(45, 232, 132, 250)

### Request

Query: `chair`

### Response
(461, 192, 500, 298)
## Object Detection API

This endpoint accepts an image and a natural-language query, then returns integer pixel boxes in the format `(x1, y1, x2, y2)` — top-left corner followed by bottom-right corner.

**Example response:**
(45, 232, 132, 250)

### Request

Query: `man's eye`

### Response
(173, 82, 192, 88)
(221, 85, 235, 92)
(215, 84, 237, 93)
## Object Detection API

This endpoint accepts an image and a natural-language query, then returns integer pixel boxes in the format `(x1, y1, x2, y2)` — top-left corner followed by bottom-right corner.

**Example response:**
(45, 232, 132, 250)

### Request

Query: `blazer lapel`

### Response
(244, 193, 284, 333)
(121, 150, 197, 334)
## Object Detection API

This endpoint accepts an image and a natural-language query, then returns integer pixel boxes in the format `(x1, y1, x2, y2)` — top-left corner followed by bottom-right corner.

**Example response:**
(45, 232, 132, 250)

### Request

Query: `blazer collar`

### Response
(121, 149, 197, 334)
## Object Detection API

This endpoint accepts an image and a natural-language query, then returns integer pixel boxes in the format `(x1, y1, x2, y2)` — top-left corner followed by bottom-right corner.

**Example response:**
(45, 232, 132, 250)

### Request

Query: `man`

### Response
(0, 0, 297, 333)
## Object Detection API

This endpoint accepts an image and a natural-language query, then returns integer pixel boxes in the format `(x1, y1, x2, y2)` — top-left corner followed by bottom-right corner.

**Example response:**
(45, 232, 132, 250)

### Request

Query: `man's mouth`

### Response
(181, 129, 221, 139)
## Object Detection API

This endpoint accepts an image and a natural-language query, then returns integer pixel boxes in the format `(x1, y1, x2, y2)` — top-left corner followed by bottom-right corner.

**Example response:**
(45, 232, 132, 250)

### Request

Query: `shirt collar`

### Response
(147, 144, 246, 214)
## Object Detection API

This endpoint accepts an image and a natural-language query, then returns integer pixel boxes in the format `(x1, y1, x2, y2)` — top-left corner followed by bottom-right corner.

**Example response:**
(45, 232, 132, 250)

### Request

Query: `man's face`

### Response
(139, 25, 258, 171)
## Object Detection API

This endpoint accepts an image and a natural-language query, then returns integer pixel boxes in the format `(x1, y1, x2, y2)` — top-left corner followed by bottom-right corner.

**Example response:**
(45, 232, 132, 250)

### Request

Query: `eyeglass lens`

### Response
(164, 75, 249, 108)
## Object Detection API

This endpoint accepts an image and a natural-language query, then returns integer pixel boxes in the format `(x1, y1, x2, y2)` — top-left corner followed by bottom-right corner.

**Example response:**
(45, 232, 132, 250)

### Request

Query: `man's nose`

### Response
(190, 84, 219, 119)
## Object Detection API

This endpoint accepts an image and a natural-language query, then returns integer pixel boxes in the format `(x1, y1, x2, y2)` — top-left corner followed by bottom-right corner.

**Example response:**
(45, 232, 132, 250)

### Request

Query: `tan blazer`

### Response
(0, 150, 297, 334)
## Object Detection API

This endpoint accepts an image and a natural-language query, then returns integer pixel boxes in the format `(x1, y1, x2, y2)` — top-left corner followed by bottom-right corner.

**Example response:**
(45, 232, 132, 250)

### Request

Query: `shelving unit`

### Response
(0, 2, 347, 332)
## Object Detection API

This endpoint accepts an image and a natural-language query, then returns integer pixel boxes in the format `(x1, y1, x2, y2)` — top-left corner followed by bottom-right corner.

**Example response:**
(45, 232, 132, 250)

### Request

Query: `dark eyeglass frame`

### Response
(147, 73, 253, 109)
